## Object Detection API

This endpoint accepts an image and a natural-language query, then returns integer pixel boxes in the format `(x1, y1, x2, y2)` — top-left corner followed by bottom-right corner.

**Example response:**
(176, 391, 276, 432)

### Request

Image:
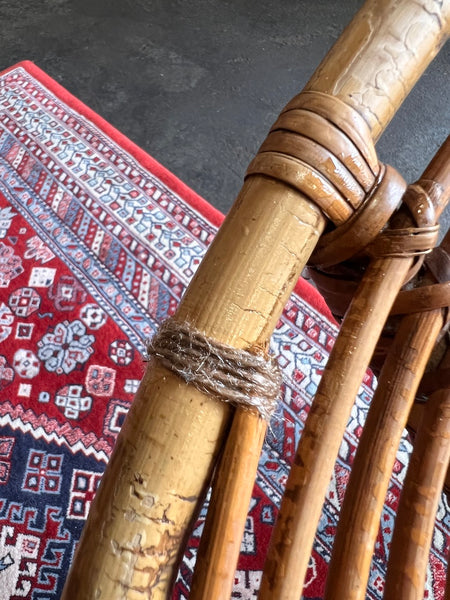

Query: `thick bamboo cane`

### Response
(62, 177, 325, 600)
(258, 144, 450, 598)
(189, 4, 450, 599)
(383, 388, 450, 600)
(61, 2, 450, 598)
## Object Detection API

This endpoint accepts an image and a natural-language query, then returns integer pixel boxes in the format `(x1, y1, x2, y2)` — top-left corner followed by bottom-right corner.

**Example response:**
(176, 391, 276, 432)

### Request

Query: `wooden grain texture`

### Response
(189, 411, 267, 600)
(383, 389, 450, 600)
(324, 309, 444, 600)
(61, 1, 450, 598)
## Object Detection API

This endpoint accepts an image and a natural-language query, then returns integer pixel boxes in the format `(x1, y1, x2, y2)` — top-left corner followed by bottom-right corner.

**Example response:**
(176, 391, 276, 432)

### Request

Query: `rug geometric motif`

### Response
(0, 62, 448, 599)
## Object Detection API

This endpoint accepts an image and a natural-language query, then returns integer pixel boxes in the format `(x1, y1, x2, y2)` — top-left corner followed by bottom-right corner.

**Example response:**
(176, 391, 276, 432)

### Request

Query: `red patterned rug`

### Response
(0, 61, 448, 599)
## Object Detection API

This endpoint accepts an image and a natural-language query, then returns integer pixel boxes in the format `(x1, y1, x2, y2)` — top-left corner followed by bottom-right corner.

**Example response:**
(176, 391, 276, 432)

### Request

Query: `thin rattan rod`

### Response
(324, 309, 445, 600)
(383, 388, 450, 599)
(258, 138, 450, 600)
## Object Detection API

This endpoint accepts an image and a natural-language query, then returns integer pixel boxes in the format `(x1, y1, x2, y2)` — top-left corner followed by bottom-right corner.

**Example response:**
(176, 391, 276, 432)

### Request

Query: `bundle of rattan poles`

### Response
(61, 0, 450, 598)
(259, 138, 450, 600)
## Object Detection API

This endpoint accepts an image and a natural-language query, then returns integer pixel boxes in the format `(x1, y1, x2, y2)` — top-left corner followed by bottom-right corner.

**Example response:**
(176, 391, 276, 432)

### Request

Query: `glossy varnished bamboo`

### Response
(260, 134, 450, 600)
(62, 177, 325, 600)
(383, 389, 450, 600)
(189, 3, 450, 599)
(61, 1, 450, 598)
(323, 310, 445, 600)
(324, 213, 450, 600)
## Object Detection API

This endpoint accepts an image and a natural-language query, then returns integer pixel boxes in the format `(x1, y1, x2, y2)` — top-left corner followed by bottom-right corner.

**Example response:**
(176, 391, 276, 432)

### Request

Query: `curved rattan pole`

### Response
(324, 221, 450, 600)
(258, 138, 450, 600)
(324, 309, 445, 600)
(188, 7, 450, 600)
(61, 2, 450, 599)
(189, 411, 267, 600)
(383, 388, 450, 600)
(259, 258, 414, 600)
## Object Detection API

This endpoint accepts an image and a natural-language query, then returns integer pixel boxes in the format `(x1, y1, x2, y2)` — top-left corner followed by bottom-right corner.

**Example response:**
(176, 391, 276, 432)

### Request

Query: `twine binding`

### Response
(146, 318, 282, 422)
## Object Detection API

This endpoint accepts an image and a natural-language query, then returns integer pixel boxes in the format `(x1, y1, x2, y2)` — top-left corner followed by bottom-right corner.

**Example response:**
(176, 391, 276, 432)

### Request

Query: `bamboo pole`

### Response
(189, 411, 267, 600)
(189, 5, 450, 599)
(61, 2, 450, 598)
(258, 138, 450, 600)
(304, 0, 450, 140)
(383, 389, 450, 600)
(323, 309, 445, 600)
(62, 177, 325, 599)
(324, 223, 450, 600)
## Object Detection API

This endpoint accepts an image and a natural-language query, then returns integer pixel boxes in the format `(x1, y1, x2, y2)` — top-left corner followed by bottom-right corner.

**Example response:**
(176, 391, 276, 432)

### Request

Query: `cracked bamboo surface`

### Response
(61, 1, 450, 598)
(305, 0, 450, 140)
(384, 388, 450, 600)
(62, 177, 325, 600)
(191, 5, 450, 600)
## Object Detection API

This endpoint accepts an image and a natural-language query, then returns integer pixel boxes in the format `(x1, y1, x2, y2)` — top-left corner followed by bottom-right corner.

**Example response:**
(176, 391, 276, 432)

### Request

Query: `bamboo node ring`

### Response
(146, 318, 282, 422)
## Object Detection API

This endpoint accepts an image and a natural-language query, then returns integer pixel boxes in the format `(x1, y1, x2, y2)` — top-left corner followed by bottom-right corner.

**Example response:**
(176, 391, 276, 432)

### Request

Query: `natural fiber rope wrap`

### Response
(146, 91, 413, 425)
(144, 92, 443, 423)
(147, 318, 282, 422)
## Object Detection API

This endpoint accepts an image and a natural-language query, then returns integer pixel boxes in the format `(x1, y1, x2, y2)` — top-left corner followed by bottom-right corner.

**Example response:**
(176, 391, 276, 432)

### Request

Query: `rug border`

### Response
(0, 60, 224, 228)
(0, 60, 335, 322)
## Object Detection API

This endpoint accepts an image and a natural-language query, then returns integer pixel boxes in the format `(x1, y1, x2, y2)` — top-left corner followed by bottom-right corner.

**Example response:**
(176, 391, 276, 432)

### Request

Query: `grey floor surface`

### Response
(0, 0, 448, 230)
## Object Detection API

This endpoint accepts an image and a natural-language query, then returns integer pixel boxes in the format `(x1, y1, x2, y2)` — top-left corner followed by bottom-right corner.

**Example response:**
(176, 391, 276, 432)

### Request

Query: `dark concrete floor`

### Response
(0, 0, 448, 230)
